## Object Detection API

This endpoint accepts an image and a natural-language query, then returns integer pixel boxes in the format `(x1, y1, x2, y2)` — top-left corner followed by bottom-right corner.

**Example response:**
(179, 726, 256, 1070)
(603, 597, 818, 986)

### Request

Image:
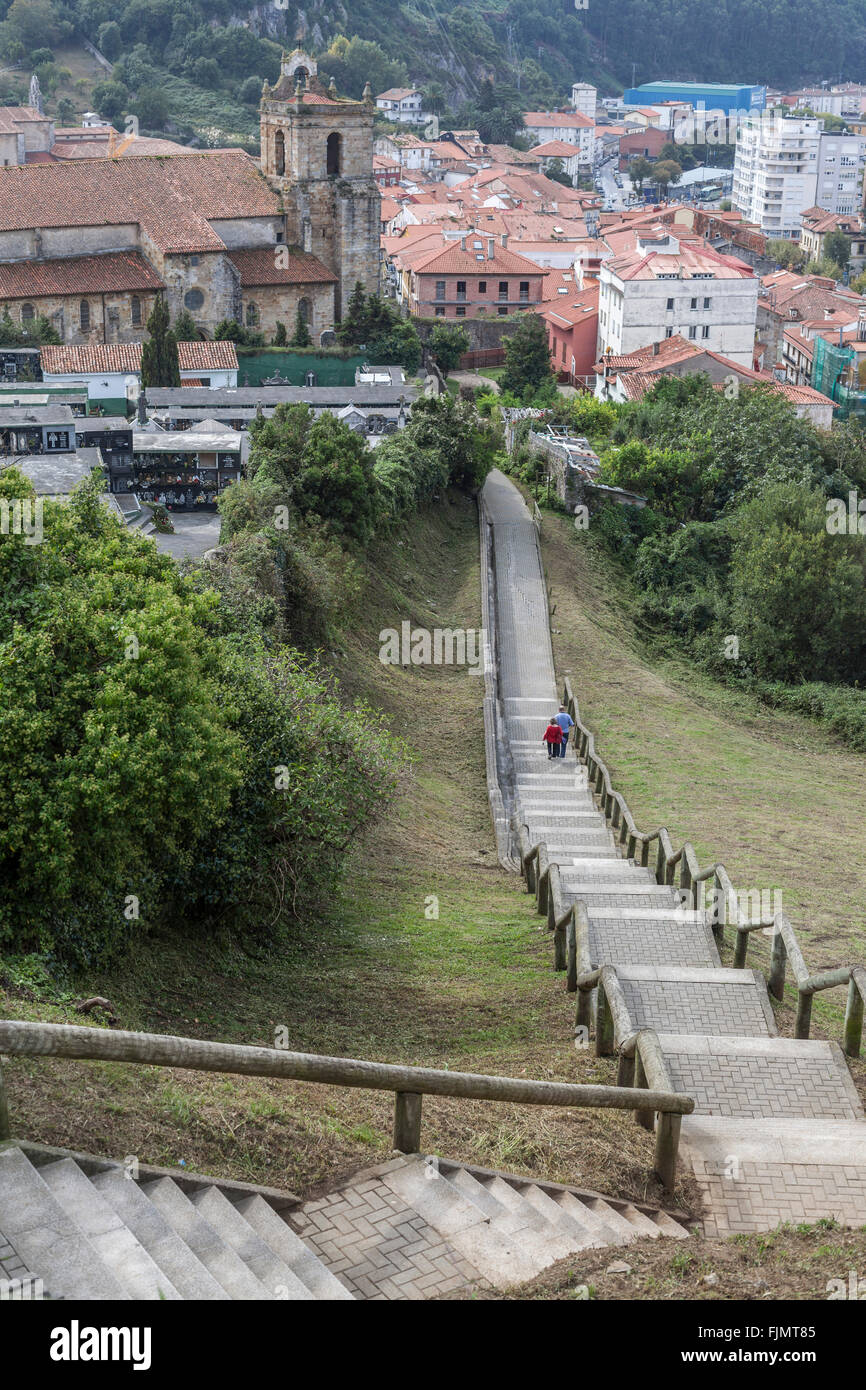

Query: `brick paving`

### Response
(481, 468, 866, 1236)
(290, 1175, 483, 1301)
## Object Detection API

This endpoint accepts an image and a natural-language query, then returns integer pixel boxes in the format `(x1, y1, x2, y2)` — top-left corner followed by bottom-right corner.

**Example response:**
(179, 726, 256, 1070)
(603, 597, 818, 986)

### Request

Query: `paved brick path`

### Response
(482, 469, 866, 1234)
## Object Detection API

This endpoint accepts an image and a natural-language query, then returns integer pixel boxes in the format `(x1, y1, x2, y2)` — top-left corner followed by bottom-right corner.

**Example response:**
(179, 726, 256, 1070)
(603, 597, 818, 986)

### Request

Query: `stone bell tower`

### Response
(261, 49, 381, 322)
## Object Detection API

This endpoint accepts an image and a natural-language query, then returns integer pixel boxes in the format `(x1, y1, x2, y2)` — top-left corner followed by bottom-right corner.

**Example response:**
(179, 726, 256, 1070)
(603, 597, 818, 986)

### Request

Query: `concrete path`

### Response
(481, 468, 866, 1234)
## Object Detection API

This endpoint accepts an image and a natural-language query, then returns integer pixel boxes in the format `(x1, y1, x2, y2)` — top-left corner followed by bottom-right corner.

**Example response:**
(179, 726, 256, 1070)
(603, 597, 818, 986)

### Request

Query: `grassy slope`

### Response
(540, 506, 866, 1091)
(1, 492, 670, 1210)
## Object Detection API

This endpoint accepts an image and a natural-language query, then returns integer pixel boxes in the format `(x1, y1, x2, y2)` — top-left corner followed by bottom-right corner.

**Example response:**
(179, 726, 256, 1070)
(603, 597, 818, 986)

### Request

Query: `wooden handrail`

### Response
(0, 1019, 692, 1172)
(561, 677, 866, 1058)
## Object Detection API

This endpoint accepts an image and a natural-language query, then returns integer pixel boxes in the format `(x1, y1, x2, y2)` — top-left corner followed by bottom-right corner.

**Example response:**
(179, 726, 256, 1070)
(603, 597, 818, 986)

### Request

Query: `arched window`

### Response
(326, 131, 341, 176)
(80, 300, 90, 331)
(294, 66, 308, 86)
(274, 129, 285, 177)
(131, 296, 142, 326)
(298, 297, 312, 325)
(184, 289, 204, 311)
(246, 301, 259, 327)
(20, 302, 34, 322)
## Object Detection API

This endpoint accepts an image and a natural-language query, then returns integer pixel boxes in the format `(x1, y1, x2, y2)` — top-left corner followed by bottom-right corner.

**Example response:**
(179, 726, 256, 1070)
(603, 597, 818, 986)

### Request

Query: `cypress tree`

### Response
(141, 297, 181, 388)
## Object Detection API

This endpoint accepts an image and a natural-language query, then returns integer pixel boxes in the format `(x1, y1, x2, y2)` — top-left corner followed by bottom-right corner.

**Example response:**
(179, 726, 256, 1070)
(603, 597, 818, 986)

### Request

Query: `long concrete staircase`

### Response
(481, 468, 866, 1236)
(0, 1143, 688, 1301)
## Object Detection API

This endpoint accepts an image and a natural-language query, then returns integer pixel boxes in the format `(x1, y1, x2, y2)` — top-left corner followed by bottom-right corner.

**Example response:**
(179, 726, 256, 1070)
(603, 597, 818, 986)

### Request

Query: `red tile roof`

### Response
(0, 252, 164, 299)
(531, 140, 580, 158)
(40, 340, 238, 375)
(0, 152, 280, 255)
(524, 111, 594, 128)
(228, 248, 337, 286)
(410, 239, 546, 276)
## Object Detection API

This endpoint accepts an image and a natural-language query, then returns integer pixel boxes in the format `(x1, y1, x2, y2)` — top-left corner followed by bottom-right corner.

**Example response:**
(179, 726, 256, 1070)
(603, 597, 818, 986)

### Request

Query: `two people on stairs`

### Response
(542, 705, 574, 760)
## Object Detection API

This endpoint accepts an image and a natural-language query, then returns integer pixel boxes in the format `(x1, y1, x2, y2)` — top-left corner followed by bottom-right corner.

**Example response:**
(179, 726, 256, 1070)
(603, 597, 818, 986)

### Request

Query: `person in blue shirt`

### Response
(553, 705, 574, 758)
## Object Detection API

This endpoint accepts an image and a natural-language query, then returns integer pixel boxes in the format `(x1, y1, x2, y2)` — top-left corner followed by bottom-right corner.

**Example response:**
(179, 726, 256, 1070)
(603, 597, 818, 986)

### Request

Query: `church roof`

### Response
(228, 248, 338, 286)
(0, 151, 280, 254)
(0, 251, 164, 299)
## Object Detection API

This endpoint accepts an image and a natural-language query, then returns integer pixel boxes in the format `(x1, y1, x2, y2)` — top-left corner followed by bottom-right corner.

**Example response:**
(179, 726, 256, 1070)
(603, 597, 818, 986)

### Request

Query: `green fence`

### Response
(236, 350, 367, 387)
(812, 335, 866, 421)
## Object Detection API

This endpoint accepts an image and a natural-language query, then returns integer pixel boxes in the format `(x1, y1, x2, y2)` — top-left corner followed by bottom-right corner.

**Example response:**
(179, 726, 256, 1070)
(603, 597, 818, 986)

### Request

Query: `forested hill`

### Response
(3, 0, 864, 119)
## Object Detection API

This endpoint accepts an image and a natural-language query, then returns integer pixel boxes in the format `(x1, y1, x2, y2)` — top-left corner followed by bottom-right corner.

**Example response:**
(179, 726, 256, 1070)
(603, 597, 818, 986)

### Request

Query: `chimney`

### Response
(487, 237, 495, 259)
(500, 233, 508, 248)
(652, 340, 660, 356)
(460, 235, 467, 251)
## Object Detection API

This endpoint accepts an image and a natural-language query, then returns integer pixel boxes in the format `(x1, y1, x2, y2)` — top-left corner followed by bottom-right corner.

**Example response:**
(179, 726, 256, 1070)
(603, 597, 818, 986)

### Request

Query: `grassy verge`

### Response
(1, 491, 677, 1212)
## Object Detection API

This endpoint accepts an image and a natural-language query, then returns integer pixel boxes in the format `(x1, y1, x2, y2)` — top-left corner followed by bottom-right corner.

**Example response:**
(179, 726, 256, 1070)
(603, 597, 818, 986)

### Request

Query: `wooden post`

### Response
(733, 927, 749, 970)
(768, 926, 787, 1001)
(794, 989, 813, 1040)
(393, 1092, 422, 1153)
(616, 1052, 635, 1088)
(654, 1112, 681, 1192)
(844, 974, 864, 1058)
(633, 1050, 654, 1130)
(595, 982, 615, 1056)
(0, 1061, 10, 1143)
(566, 913, 577, 992)
(576, 984, 593, 1033)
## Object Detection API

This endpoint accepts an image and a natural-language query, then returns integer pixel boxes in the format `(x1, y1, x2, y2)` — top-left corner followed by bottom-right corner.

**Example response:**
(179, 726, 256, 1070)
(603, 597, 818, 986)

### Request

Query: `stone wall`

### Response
(241, 281, 335, 339)
(0, 290, 160, 344)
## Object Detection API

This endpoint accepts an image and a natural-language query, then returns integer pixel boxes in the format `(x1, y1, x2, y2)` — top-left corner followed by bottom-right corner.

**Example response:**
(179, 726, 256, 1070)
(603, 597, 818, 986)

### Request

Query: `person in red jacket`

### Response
(542, 718, 563, 760)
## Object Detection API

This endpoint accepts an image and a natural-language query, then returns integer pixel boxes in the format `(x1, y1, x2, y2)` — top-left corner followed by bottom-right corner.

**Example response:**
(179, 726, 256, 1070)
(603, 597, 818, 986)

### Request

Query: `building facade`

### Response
(734, 116, 865, 236)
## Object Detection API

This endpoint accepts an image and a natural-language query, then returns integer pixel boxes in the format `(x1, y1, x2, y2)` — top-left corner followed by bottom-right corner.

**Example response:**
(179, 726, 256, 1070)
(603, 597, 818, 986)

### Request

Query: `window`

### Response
(497, 306, 508, 315)
(478, 280, 487, 294)
(184, 289, 204, 311)
(20, 303, 34, 322)
(561, 340, 566, 362)
(80, 300, 90, 331)
(326, 132, 342, 176)
(298, 298, 311, 324)
(688, 325, 697, 338)
(434, 306, 445, 316)
(665, 327, 673, 338)
(246, 301, 259, 327)
(690, 297, 698, 309)
(435, 280, 446, 300)
(131, 296, 142, 326)
(190, 256, 199, 266)
(519, 280, 529, 300)
(274, 130, 285, 177)
(456, 305, 466, 316)
(702, 325, 710, 338)
(498, 281, 508, 300)
(666, 297, 674, 310)
(703, 296, 711, 309)
(456, 280, 466, 300)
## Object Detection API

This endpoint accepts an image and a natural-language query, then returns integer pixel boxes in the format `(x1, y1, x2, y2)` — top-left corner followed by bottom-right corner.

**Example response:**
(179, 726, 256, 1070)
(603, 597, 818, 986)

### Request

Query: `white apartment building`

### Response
(523, 111, 596, 166)
(570, 83, 597, 122)
(376, 88, 429, 126)
(597, 229, 758, 367)
(733, 116, 864, 236)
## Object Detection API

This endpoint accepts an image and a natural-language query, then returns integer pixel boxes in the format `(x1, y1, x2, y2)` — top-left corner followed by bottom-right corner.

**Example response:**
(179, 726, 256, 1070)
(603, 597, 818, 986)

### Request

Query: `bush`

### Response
(753, 681, 866, 752)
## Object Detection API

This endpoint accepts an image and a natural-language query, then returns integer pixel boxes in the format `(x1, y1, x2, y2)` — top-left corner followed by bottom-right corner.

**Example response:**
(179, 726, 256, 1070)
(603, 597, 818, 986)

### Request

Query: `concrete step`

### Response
(92, 1168, 230, 1300)
(40, 1159, 181, 1300)
(142, 1178, 274, 1299)
(554, 1190, 628, 1245)
(237, 1194, 355, 1300)
(658, 1034, 864, 1121)
(614, 966, 777, 1038)
(587, 911, 721, 970)
(518, 1183, 600, 1248)
(381, 1157, 546, 1287)
(620, 1203, 664, 1238)
(0, 1146, 129, 1301)
(190, 1186, 314, 1300)
(444, 1169, 577, 1263)
(575, 1193, 640, 1243)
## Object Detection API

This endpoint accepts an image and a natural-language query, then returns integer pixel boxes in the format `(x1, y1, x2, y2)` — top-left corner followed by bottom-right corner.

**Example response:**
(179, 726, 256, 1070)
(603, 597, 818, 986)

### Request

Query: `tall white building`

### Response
(597, 228, 758, 367)
(733, 115, 864, 236)
(570, 83, 597, 122)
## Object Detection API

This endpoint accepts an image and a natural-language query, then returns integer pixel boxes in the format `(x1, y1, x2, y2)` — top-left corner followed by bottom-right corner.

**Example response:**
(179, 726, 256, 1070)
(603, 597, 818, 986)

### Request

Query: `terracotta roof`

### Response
(524, 111, 594, 128)
(530, 140, 580, 158)
(606, 238, 755, 282)
(541, 281, 600, 326)
(41, 341, 238, 375)
(228, 248, 337, 286)
(410, 239, 547, 276)
(0, 252, 164, 299)
(377, 88, 420, 101)
(0, 105, 45, 132)
(0, 152, 279, 255)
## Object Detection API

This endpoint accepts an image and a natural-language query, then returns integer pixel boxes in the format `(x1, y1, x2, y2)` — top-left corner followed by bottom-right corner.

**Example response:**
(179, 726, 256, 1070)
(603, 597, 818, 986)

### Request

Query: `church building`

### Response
(0, 51, 381, 346)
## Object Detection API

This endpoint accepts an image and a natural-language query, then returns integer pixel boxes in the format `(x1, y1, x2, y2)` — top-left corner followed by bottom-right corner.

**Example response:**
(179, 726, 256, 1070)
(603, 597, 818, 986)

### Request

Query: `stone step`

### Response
(92, 1168, 230, 1300)
(658, 1034, 864, 1121)
(574, 1193, 640, 1243)
(552, 1190, 625, 1245)
(142, 1178, 275, 1300)
(444, 1169, 577, 1263)
(190, 1186, 314, 1299)
(518, 1183, 600, 1247)
(40, 1158, 181, 1301)
(560, 858, 655, 878)
(238, 1195, 354, 1300)
(381, 1157, 546, 1287)
(0, 1146, 129, 1301)
(614, 966, 777, 1038)
(620, 1203, 664, 1238)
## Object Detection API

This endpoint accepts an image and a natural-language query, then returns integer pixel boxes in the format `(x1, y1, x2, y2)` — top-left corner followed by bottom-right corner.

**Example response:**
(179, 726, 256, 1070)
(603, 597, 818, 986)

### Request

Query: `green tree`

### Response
(501, 314, 555, 399)
(172, 308, 199, 342)
(134, 86, 169, 129)
(823, 229, 851, 272)
(92, 79, 129, 123)
(96, 19, 122, 60)
(629, 156, 654, 191)
(767, 238, 805, 270)
(545, 157, 573, 187)
(652, 159, 682, 195)
(141, 296, 180, 387)
(239, 74, 264, 104)
(338, 280, 370, 345)
(429, 321, 469, 373)
(56, 96, 75, 125)
(273, 321, 287, 346)
(4, 0, 58, 50)
(290, 306, 312, 348)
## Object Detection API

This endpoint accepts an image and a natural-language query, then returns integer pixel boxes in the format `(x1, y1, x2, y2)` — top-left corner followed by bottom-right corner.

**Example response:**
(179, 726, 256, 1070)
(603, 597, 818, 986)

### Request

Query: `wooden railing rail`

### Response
(0, 1019, 690, 1186)
(560, 677, 865, 1058)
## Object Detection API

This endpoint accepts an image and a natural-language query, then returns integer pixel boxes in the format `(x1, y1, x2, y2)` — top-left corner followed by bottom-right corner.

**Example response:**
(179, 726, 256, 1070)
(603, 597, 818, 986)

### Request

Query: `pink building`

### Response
(407, 236, 547, 318)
